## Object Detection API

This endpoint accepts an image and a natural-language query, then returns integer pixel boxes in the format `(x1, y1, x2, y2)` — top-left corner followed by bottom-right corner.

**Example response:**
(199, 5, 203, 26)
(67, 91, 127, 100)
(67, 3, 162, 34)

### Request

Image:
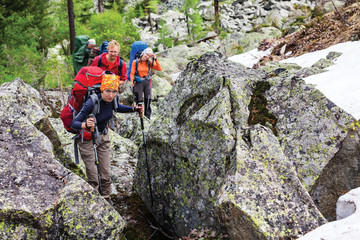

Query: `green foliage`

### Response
(131, 1, 146, 18)
(41, 55, 74, 89)
(0, 45, 73, 89)
(183, 0, 204, 42)
(0, 0, 74, 87)
(232, 43, 244, 55)
(290, 16, 308, 27)
(105, 0, 127, 14)
(157, 20, 173, 49)
(312, 6, 325, 18)
(147, 0, 160, 14)
(0, 45, 43, 86)
(74, 0, 96, 24)
(250, 23, 272, 33)
(88, 9, 140, 59)
(248, 81, 278, 136)
(219, 30, 228, 40)
(0, 0, 53, 50)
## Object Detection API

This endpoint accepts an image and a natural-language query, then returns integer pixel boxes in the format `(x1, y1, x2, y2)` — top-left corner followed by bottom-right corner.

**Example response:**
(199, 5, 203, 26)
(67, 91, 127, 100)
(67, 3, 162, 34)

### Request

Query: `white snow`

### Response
(297, 187, 360, 239)
(228, 41, 360, 120)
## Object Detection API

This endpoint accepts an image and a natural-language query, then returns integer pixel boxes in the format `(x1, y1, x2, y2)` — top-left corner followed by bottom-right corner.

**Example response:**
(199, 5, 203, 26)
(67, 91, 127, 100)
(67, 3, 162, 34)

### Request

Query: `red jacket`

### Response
(91, 53, 127, 81)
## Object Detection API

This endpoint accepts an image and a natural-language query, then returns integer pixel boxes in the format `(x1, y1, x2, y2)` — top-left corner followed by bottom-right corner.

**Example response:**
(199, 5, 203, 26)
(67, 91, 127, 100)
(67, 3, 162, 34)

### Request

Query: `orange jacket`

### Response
(130, 59, 162, 84)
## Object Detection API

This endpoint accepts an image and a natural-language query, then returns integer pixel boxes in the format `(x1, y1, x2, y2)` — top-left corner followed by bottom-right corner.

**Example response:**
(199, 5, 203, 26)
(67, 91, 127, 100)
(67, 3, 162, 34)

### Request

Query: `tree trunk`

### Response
(148, 8, 154, 34)
(214, 0, 220, 33)
(98, 0, 104, 13)
(185, 10, 191, 37)
(67, 0, 75, 54)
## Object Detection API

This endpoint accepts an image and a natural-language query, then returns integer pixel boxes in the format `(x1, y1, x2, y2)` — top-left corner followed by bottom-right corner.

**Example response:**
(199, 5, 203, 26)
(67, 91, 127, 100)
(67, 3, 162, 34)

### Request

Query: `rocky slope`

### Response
(133, 49, 360, 238)
(257, 2, 360, 67)
(2, 1, 360, 239)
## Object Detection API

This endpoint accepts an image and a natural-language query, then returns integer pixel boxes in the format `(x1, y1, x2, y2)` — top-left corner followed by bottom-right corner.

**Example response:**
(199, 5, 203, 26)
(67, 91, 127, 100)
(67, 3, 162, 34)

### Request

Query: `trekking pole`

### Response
(138, 102, 154, 206)
(89, 114, 103, 196)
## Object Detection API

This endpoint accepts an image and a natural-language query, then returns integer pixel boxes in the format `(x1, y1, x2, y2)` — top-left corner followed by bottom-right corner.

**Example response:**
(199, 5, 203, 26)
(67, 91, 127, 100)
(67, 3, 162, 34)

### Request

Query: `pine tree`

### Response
(183, 0, 203, 43)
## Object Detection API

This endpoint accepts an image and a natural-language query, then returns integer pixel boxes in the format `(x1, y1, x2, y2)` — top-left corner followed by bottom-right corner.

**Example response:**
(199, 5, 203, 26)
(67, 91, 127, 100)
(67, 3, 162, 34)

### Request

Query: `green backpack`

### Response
(73, 35, 90, 54)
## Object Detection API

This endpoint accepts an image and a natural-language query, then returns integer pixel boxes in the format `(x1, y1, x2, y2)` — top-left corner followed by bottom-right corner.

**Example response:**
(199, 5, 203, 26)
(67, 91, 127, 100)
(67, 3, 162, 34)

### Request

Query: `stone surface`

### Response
(134, 52, 337, 237)
(0, 79, 126, 239)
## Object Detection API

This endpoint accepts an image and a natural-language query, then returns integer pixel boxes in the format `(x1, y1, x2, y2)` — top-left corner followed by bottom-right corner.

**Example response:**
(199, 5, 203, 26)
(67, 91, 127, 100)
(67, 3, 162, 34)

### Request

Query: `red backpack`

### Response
(60, 66, 105, 141)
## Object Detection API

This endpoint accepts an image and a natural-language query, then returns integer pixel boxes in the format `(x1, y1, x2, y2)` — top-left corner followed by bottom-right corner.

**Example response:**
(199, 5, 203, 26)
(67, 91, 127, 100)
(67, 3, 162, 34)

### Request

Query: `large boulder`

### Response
(261, 60, 360, 221)
(134, 52, 341, 237)
(217, 125, 325, 239)
(0, 79, 126, 239)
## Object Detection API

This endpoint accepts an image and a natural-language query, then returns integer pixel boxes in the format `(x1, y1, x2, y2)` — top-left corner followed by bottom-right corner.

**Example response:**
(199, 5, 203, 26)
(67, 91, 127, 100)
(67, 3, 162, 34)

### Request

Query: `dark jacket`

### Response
(71, 94, 134, 133)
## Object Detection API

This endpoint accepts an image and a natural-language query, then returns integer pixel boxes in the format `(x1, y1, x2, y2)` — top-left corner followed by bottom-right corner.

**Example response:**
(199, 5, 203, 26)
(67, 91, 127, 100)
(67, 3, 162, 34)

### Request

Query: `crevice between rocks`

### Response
(34, 118, 85, 178)
(247, 80, 278, 136)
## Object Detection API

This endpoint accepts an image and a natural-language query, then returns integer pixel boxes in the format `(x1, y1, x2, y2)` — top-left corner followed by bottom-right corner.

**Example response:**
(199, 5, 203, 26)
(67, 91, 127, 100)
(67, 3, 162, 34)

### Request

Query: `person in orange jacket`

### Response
(130, 48, 162, 119)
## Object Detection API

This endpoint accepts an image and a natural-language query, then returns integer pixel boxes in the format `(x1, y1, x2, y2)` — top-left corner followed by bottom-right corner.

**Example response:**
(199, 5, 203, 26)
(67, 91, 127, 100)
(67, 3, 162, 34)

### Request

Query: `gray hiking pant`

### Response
(133, 79, 151, 102)
(77, 133, 111, 198)
(133, 79, 152, 118)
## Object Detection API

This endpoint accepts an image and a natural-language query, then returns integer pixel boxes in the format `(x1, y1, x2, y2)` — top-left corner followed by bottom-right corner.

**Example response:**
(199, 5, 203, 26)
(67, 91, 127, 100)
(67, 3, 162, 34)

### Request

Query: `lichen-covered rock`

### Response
(217, 125, 325, 239)
(134, 52, 328, 237)
(0, 79, 125, 239)
(310, 128, 360, 220)
(40, 89, 69, 118)
(48, 118, 86, 176)
(0, 78, 52, 124)
(263, 68, 356, 191)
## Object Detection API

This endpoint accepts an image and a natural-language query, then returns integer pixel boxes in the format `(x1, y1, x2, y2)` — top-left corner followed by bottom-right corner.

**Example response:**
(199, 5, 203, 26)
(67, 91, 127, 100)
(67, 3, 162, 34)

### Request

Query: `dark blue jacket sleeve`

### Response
(115, 104, 134, 113)
(114, 95, 134, 113)
(71, 98, 94, 130)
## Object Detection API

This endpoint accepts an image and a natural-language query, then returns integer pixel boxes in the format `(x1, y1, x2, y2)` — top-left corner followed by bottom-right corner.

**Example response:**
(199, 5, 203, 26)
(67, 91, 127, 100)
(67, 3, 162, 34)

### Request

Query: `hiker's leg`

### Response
(144, 80, 152, 119)
(144, 98, 151, 119)
(96, 133, 111, 198)
(133, 82, 144, 103)
(78, 139, 99, 192)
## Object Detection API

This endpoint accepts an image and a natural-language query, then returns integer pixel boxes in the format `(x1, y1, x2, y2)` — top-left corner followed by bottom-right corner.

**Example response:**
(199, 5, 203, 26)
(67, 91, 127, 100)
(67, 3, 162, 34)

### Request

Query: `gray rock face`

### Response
(310, 129, 360, 221)
(265, 71, 355, 190)
(217, 125, 325, 239)
(134, 52, 340, 238)
(0, 79, 125, 239)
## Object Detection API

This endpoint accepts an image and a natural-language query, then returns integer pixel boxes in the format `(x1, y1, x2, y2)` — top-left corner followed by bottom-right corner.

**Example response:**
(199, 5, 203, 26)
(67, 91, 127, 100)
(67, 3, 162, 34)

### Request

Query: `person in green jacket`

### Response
(73, 39, 96, 75)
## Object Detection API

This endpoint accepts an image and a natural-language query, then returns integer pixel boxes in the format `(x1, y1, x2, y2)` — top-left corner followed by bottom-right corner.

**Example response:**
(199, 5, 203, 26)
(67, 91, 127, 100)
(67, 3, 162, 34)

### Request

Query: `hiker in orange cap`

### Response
(71, 74, 142, 202)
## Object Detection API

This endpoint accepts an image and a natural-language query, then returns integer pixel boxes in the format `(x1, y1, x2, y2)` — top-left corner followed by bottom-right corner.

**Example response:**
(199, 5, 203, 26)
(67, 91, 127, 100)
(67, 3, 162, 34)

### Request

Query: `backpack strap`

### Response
(109, 95, 119, 130)
(89, 94, 101, 116)
(98, 57, 102, 68)
(118, 58, 123, 76)
(135, 58, 139, 76)
(74, 136, 80, 164)
(89, 93, 101, 143)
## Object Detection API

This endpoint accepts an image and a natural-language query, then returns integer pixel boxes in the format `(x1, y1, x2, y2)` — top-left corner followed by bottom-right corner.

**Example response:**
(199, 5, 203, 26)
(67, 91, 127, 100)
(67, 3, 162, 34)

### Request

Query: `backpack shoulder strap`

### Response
(118, 57, 123, 76)
(113, 95, 119, 111)
(89, 94, 101, 115)
(135, 58, 139, 76)
(148, 60, 151, 76)
(98, 56, 102, 67)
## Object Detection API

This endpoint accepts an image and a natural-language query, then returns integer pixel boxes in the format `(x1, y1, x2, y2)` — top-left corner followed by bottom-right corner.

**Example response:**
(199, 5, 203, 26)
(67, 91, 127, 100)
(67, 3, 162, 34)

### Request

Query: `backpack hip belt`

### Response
(134, 75, 150, 83)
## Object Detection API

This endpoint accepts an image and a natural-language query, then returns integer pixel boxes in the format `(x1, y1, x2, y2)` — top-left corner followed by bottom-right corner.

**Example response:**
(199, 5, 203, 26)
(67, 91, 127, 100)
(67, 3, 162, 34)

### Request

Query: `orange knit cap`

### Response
(100, 74, 120, 92)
